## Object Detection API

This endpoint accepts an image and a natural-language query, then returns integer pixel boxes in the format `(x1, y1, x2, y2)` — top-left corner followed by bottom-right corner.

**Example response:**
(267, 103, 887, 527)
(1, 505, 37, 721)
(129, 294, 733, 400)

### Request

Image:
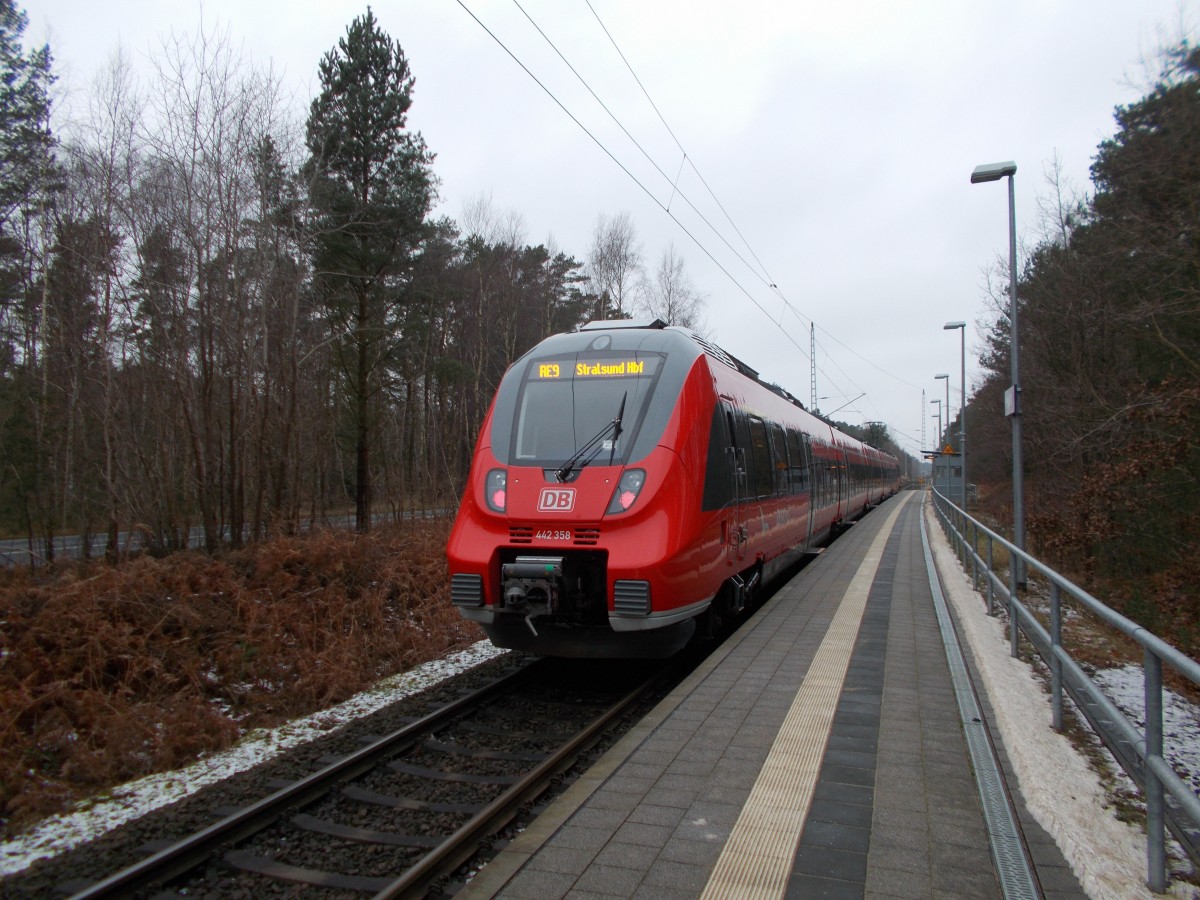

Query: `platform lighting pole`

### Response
(934, 374, 949, 447)
(971, 160, 1024, 585)
(935, 372, 951, 504)
(945, 321, 967, 511)
(931, 400, 942, 494)
(921, 390, 926, 478)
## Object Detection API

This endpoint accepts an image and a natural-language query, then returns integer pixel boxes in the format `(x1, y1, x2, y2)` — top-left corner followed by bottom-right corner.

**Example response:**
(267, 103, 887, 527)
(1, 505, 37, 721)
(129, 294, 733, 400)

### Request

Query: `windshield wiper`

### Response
(555, 392, 627, 483)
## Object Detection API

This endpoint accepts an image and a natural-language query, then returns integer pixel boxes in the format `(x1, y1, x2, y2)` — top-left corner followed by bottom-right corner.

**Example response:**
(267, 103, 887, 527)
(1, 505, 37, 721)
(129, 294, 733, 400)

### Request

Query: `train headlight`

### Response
(606, 469, 646, 514)
(485, 469, 507, 513)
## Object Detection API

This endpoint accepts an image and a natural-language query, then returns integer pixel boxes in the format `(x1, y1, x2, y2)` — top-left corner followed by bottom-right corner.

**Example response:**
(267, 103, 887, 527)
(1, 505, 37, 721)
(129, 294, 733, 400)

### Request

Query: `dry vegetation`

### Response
(0, 518, 481, 837)
(973, 479, 1199, 666)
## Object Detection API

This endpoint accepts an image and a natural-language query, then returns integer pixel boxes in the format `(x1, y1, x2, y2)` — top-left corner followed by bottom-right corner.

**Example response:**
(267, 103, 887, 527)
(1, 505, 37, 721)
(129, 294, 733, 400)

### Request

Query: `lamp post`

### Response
(931, 400, 942, 494)
(945, 321, 967, 510)
(971, 160, 1025, 584)
(934, 374, 949, 447)
(935, 371, 951, 504)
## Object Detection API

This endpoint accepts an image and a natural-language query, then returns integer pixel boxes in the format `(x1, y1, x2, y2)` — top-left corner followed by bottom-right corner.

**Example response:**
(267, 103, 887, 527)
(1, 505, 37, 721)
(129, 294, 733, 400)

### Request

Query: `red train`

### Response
(447, 320, 900, 658)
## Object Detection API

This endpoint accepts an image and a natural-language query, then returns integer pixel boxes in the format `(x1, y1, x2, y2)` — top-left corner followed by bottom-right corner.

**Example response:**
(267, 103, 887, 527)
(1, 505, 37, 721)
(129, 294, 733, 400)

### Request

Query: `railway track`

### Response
(65, 656, 673, 898)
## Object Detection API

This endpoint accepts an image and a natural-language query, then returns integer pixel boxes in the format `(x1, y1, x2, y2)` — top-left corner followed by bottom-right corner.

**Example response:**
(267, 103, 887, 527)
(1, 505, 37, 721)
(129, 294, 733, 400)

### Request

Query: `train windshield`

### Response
(512, 353, 665, 466)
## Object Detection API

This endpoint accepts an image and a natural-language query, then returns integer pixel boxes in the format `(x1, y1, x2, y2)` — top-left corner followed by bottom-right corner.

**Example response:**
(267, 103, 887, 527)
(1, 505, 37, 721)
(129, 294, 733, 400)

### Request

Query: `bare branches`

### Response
(586, 210, 642, 320)
(639, 243, 706, 331)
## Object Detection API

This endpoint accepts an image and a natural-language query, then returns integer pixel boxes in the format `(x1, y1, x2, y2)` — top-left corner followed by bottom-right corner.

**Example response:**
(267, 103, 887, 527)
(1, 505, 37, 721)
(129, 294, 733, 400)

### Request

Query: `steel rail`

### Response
(372, 675, 659, 899)
(68, 661, 539, 899)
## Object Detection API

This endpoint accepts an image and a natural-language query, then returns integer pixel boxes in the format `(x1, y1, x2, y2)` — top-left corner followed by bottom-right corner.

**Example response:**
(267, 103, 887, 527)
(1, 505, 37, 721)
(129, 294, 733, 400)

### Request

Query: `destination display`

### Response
(531, 356, 658, 380)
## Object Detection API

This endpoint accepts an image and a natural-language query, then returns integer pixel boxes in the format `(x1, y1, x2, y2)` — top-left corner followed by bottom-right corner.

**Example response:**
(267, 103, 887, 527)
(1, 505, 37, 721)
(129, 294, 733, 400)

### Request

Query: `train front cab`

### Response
(448, 325, 729, 658)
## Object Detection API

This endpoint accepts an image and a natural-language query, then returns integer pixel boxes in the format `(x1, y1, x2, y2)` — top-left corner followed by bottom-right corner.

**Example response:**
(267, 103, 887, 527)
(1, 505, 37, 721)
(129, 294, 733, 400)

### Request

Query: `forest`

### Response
(959, 41, 1200, 653)
(0, 4, 724, 560)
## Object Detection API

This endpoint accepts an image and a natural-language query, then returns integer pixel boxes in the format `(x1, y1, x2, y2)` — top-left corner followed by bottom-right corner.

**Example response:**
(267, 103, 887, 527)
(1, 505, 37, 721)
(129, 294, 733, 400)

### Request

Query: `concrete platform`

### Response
(461, 491, 1087, 899)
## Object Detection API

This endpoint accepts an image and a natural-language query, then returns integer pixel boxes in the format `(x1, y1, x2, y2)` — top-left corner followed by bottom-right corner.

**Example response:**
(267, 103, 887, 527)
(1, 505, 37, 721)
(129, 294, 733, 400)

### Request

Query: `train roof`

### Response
(577, 319, 806, 410)
(570, 321, 895, 461)
(501, 320, 896, 464)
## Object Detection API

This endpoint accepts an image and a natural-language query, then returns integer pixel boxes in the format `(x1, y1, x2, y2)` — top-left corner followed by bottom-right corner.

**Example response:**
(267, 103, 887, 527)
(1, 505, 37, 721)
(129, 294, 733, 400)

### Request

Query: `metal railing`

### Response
(930, 487, 1200, 893)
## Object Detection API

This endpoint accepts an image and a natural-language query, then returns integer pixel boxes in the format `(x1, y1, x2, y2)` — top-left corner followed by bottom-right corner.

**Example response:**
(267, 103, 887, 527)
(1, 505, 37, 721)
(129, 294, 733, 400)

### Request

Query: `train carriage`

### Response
(447, 319, 900, 658)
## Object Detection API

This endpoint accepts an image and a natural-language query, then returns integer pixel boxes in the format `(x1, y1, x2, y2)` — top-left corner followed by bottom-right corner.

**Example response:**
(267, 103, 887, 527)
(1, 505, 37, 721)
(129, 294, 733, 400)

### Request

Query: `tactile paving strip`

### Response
(700, 497, 910, 899)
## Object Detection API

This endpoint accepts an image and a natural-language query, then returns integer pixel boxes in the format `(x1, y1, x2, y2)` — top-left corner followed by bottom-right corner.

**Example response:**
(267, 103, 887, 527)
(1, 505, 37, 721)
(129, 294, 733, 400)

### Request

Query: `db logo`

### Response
(538, 488, 576, 512)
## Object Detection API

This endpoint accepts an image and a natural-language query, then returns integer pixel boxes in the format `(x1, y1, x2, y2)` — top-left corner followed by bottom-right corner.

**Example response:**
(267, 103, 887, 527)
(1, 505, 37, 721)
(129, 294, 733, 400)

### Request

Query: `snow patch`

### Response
(927, 503, 1195, 899)
(1092, 665, 1200, 796)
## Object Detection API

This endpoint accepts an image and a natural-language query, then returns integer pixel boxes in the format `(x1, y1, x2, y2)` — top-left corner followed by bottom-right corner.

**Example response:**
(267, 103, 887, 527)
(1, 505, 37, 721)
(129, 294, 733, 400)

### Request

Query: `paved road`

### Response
(0, 509, 452, 567)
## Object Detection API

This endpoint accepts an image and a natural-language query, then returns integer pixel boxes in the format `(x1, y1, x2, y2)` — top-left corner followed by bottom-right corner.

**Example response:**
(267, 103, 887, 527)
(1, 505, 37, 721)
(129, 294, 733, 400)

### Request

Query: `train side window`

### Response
(807, 437, 818, 504)
(701, 404, 735, 510)
(811, 439, 829, 507)
(747, 416, 772, 498)
(786, 429, 808, 493)
(768, 423, 789, 495)
(733, 411, 754, 495)
(804, 434, 818, 503)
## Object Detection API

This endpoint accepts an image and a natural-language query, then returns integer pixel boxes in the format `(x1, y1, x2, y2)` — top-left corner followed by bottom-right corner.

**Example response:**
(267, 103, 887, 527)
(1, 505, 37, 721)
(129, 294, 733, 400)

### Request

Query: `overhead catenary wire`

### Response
(816, 327, 924, 392)
(453, 0, 811, 360)
(812, 333, 911, 430)
(584, 0, 788, 309)
(510, 0, 777, 298)
(577, 2, 927, 414)
(456, 1, 922, 439)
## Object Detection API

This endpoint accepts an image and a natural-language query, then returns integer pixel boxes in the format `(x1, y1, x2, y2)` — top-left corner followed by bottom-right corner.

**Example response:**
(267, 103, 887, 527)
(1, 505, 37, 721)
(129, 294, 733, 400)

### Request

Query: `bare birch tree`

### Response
(587, 211, 642, 320)
(640, 243, 706, 330)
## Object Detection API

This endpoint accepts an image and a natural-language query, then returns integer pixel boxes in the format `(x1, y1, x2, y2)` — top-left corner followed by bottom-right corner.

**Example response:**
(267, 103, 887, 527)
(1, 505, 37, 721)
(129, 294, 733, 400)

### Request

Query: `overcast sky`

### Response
(27, 0, 1195, 458)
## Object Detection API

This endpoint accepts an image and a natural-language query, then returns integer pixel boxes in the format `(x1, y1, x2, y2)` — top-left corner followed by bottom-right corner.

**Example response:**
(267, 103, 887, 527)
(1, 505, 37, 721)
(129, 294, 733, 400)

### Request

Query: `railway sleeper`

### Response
(340, 784, 483, 815)
(223, 850, 392, 892)
(388, 760, 522, 785)
(290, 813, 441, 848)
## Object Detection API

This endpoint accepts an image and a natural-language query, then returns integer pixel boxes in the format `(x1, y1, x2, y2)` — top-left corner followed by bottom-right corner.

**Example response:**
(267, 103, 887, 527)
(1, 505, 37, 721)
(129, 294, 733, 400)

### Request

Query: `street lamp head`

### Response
(935, 373, 948, 380)
(944, 321, 966, 330)
(970, 161, 1017, 183)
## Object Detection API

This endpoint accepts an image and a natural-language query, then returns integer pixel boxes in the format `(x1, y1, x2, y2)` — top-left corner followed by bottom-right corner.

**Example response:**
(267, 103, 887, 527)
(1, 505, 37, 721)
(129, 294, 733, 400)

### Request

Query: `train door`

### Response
(800, 432, 816, 545)
(808, 434, 832, 539)
(834, 443, 846, 522)
(840, 444, 849, 520)
(720, 400, 748, 563)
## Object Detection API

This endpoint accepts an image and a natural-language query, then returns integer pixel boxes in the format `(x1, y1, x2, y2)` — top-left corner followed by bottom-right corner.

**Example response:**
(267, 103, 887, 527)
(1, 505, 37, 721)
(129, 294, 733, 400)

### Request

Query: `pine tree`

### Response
(0, 0, 55, 364)
(304, 8, 435, 531)
(0, 0, 55, 538)
(0, 0, 54, 230)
